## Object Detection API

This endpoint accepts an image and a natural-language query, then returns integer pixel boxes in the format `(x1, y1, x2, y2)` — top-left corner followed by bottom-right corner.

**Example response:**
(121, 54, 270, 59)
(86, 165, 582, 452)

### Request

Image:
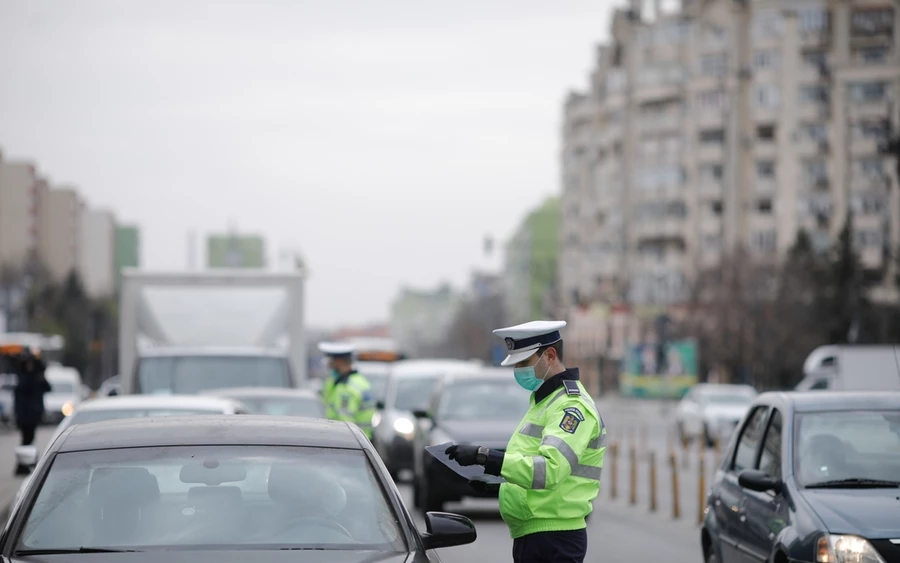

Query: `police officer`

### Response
(317, 342, 376, 440)
(445, 321, 606, 563)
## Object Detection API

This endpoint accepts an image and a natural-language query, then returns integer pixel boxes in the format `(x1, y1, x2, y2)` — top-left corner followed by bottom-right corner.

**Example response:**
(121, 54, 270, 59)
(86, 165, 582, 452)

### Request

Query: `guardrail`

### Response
(601, 425, 726, 526)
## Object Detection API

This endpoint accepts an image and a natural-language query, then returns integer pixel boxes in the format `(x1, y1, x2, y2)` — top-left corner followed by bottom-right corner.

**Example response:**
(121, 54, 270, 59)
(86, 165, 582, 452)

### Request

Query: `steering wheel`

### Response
(274, 516, 354, 540)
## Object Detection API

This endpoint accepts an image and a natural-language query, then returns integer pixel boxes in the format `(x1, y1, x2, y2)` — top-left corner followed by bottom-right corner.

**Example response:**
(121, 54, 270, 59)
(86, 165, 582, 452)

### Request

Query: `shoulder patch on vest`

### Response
(559, 407, 585, 434)
(562, 380, 581, 396)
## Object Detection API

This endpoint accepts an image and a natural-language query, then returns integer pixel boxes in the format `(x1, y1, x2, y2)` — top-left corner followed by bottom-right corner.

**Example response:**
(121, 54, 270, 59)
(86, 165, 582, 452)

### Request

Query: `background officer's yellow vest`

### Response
(498, 380, 606, 539)
(325, 372, 376, 439)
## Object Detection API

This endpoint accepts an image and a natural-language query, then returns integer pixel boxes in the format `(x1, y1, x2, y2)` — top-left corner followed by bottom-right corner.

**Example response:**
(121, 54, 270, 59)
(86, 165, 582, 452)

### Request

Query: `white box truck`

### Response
(796, 344, 900, 391)
(118, 269, 306, 395)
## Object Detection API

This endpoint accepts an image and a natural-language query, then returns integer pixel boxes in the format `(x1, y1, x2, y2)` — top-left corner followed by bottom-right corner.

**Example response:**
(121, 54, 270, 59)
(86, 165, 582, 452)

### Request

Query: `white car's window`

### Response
(16, 445, 406, 553)
(392, 377, 439, 412)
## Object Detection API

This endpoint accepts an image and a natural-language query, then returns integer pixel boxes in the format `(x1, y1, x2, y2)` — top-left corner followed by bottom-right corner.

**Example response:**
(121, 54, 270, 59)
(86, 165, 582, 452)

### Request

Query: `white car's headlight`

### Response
(393, 417, 415, 439)
(61, 402, 74, 417)
(817, 534, 887, 563)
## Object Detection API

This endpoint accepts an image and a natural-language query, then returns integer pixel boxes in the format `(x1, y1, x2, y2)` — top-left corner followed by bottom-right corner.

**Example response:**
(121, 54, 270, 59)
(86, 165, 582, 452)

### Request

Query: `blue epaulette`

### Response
(563, 380, 581, 396)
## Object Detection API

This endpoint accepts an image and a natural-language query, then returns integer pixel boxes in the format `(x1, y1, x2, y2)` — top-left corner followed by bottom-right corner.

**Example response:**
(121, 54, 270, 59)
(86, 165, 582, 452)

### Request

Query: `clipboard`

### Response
(425, 442, 505, 484)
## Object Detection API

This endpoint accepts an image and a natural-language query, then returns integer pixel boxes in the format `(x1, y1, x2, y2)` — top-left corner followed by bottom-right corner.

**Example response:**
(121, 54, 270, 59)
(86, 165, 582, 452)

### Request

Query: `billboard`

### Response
(619, 339, 698, 399)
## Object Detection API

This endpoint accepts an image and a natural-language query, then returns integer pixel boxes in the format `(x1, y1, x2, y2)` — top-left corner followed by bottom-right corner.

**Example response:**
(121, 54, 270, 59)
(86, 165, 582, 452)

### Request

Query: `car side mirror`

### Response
(421, 512, 477, 550)
(375, 400, 385, 410)
(14, 445, 38, 475)
(412, 409, 430, 419)
(738, 469, 782, 494)
(108, 388, 118, 396)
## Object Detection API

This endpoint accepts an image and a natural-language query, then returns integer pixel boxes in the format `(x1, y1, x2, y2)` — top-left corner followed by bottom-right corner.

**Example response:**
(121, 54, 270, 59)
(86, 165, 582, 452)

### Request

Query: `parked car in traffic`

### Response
(97, 375, 120, 397)
(411, 368, 528, 512)
(3, 415, 477, 561)
(701, 391, 900, 563)
(372, 359, 482, 481)
(42, 365, 84, 425)
(203, 387, 324, 418)
(675, 383, 757, 447)
(796, 344, 900, 391)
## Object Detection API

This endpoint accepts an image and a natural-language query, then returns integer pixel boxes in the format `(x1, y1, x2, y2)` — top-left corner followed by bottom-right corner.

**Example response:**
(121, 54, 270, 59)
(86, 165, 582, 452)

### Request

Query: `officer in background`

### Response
(317, 342, 376, 440)
(446, 321, 606, 563)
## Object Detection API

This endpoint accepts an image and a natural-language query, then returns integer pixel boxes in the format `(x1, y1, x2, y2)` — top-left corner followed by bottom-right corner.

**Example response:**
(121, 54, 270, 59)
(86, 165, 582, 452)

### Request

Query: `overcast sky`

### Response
(0, 1, 619, 329)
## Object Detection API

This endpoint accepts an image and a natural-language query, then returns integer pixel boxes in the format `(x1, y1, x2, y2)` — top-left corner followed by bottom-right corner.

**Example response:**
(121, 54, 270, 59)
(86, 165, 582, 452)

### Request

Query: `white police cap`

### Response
(317, 341, 356, 358)
(492, 320, 567, 367)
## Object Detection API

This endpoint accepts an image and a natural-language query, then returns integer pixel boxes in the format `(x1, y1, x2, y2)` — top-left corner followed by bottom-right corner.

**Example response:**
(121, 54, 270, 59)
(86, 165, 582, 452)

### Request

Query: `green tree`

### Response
(818, 213, 867, 343)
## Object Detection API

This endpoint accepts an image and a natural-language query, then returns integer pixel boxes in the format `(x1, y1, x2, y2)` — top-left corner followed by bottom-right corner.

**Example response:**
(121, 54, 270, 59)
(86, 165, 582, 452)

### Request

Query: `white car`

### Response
(674, 383, 757, 446)
(10, 394, 249, 511)
(43, 365, 84, 424)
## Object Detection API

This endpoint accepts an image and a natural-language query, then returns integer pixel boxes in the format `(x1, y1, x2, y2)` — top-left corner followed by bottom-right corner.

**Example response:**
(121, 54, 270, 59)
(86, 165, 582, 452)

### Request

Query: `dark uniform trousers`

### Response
(512, 529, 587, 563)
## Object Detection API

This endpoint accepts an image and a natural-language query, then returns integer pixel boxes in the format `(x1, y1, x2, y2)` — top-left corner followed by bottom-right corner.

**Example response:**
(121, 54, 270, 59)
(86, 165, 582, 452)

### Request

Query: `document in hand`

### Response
(424, 442, 505, 484)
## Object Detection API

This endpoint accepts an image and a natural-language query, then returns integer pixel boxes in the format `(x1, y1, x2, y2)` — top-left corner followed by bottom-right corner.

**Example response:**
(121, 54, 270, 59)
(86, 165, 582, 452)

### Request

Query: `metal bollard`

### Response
(669, 450, 680, 519)
(681, 432, 690, 469)
(697, 448, 706, 526)
(629, 443, 637, 506)
(610, 442, 619, 500)
(713, 437, 722, 464)
(648, 450, 657, 512)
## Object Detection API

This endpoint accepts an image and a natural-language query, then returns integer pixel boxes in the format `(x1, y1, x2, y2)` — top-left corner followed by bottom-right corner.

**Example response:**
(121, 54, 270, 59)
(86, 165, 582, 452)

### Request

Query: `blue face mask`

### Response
(513, 354, 550, 392)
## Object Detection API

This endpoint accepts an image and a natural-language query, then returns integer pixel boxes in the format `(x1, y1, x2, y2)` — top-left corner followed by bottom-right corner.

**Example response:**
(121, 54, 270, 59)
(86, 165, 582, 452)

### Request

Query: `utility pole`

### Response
(725, 0, 753, 254)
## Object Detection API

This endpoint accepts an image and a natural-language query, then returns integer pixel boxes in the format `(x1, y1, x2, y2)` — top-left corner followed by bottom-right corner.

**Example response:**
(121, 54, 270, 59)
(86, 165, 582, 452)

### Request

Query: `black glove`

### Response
(445, 444, 483, 466)
(468, 479, 500, 494)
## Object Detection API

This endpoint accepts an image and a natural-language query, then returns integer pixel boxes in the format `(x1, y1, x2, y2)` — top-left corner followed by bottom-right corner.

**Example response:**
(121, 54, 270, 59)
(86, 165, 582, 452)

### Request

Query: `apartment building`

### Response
(79, 208, 116, 298)
(0, 159, 45, 271)
(38, 186, 83, 282)
(559, 0, 900, 310)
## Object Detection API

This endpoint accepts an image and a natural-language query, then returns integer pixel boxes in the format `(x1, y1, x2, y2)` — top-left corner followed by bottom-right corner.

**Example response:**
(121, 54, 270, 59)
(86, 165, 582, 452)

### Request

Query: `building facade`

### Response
(78, 209, 116, 298)
(559, 0, 900, 311)
(0, 159, 43, 271)
(389, 283, 464, 357)
(206, 233, 266, 269)
(37, 186, 82, 282)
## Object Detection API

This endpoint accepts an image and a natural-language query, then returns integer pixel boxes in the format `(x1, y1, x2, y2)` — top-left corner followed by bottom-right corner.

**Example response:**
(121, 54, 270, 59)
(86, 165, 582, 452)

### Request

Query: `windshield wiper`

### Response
(806, 478, 900, 489)
(15, 547, 142, 554)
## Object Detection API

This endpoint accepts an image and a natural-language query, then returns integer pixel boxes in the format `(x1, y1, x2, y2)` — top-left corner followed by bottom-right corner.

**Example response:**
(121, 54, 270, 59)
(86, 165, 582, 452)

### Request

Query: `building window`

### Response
(754, 84, 780, 109)
(799, 85, 829, 105)
(852, 192, 886, 215)
(699, 53, 727, 76)
(803, 159, 828, 186)
(757, 199, 773, 213)
(854, 229, 883, 249)
(856, 47, 888, 64)
(799, 122, 828, 142)
(757, 161, 775, 180)
(801, 49, 827, 68)
(852, 119, 888, 142)
(848, 81, 888, 103)
(757, 124, 776, 141)
(858, 157, 885, 182)
(753, 11, 782, 37)
(753, 50, 780, 70)
(699, 128, 725, 143)
(798, 8, 829, 34)
(749, 230, 777, 253)
(702, 233, 721, 252)
(711, 200, 723, 215)
(700, 163, 724, 183)
(850, 8, 894, 37)
(696, 90, 726, 111)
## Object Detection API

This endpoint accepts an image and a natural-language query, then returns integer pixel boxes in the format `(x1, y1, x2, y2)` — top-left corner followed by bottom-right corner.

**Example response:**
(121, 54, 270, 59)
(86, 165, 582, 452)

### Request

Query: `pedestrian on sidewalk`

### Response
(445, 320, 607, 563)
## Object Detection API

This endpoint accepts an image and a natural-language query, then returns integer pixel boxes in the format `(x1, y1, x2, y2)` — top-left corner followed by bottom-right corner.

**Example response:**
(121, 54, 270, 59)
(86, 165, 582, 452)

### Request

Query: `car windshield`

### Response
(794, 410, 900, 487)
(437, 380, 530, 421)
(705, 393, 753, 405)
(235, 397, 324, 418)
(393, 377, 439, 412)
(49, 381, 75, 394)
(359, 373, 388, 403)
(137, 356, 290, 394)
(16, 445, 406, 553)
(70, 409, 224, 425)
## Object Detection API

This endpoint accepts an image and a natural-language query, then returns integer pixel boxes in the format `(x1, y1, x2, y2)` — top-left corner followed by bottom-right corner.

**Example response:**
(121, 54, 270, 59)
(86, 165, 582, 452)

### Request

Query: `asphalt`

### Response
(0, 425, 53, 521)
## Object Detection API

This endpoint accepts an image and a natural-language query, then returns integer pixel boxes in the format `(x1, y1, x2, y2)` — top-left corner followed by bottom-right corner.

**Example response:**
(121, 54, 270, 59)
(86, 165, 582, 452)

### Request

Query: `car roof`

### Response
(758, 390, 900, 413)
(54, 415, 364, 452)
(693, 384, 757, 394)
(139, 346, 288, 358)
(74, 394, 245, 412)
(201, 387, 318, 399)
(390, 359, 483, 378)
(443, 368, 514, 384)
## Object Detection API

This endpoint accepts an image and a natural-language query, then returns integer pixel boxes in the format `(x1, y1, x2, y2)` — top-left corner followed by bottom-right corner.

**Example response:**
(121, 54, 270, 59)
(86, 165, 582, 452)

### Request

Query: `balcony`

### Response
(846, 99, 891, 120)
(633, 219, 685, 241)
(695, 143, 724, 162)
(795, 102, 830, 122)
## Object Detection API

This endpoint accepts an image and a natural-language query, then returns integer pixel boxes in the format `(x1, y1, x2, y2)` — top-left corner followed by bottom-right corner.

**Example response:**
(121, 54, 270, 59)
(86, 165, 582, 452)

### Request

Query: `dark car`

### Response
(1, 415, 477, 562)
(701, 391, 900, 563)
(411, 368, 530, 513)
(202, 387, 325, 418)
(372, 360, 483, 481)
